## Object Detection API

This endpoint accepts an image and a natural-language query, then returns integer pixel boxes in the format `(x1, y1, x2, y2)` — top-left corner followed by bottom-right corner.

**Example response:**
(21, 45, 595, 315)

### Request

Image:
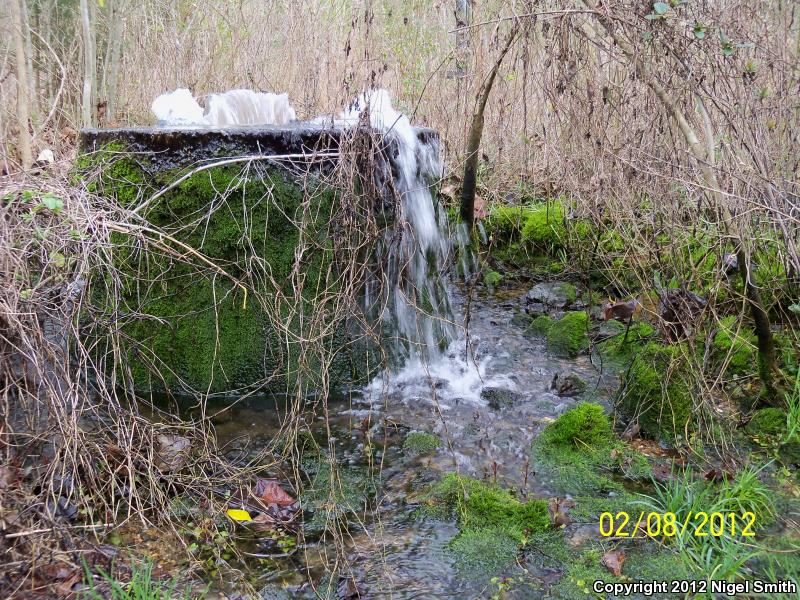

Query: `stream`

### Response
(177, 285, 619, 599)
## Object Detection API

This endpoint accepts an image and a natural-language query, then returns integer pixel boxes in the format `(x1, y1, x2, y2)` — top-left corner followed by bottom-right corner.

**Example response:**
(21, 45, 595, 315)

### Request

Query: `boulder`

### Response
(524, 281, 577, 309)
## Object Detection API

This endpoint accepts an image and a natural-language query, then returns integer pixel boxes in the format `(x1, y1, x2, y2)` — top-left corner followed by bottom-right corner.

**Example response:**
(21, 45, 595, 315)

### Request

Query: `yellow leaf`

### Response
(97, 0, 104, 7)
(226, 508, 252, 522)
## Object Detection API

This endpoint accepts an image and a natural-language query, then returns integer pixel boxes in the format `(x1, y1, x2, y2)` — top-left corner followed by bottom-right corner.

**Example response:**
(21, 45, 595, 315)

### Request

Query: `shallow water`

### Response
(183, 285, 618, 598)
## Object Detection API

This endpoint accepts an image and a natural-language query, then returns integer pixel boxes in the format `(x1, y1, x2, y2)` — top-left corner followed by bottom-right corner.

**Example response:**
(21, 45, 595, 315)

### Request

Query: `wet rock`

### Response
(155, 433, 191, 472)
(524, 301, 548, 317)
(524, 281, 577, 309)
(481, 387, 523, 409)
(550, 373, 588, 397)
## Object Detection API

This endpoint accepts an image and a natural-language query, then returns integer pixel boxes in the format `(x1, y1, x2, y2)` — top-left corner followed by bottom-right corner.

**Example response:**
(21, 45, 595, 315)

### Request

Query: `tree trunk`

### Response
(454, 0, 471, 78)
(11, 0, 32, 170)
(79, 0, 96, 128)
(106, 0, 126, 123)
(460, 24, 519, 228)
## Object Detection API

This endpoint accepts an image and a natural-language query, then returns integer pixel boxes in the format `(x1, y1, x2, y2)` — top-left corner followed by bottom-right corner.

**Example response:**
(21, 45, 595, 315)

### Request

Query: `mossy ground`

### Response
(618, 342, 695, 443)
(422, 473, 549, 576)
(532, 403, 652, 495)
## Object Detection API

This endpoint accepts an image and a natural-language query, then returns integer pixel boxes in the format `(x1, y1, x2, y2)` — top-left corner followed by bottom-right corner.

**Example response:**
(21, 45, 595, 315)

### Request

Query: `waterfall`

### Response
(149, 88, 500, 399)
(338, 90, 455, 363)
(151, 88, 296, 126)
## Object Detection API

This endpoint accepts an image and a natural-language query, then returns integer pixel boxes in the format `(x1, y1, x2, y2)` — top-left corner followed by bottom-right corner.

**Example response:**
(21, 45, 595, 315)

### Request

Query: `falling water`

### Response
(151, 88, 296, 126)
(150, 87, 503, 402)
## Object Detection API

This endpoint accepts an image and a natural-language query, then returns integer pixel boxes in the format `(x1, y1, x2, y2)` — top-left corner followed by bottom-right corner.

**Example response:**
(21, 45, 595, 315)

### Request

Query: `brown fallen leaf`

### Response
(621, 422, 640, 442)
(154, 434, 191, 472)
(704, 468, 734, 483)
(602, 549, 626, 577)
(253, 478, 296, 507)
(602, 299, 638, 323)
(548, 498, 572, 528)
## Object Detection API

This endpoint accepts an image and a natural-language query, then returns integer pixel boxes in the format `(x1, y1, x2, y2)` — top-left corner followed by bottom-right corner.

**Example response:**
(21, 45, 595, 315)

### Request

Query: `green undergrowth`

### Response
(531, 403, 652, 496)
(618, 341, 696, 443)
(527, 311, 589, 358)
(422, 473, 549, 575)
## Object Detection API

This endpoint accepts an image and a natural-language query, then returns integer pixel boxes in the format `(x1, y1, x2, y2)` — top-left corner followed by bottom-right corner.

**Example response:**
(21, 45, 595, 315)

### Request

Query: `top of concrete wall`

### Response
(79, 123, 438, 172)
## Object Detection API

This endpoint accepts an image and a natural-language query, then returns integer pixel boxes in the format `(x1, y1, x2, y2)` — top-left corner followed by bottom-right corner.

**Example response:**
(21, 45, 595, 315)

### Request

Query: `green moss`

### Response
(711, 316, 757, 376)
(528, 315, 553, 335)
(425, 474, 549, 543)
(618, 342, 694, 442)
(484, 200, 567, 261)
(448, 528, 520, 575)
(532, 403, 652, 495)
(539, 402, 612, 449)
(80, 144, 372, 393)
(483, 269, 503, 289)
(300, 459, 377, 537)
(546, 311, 589, 358)
(747, 408, 785, 437)
(533, 404, 620, 495)
(597, 322, 656, 368)
(403, 431, 441, 456)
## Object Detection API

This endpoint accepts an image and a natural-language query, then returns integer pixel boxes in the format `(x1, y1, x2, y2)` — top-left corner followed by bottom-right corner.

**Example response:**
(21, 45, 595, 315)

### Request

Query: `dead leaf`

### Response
(621, 422, 640, 442)
(548, 498, 572, 528)
(704, 468, 734, 483)
(154, 434, 191, 472)
(0, 465, 16, 489)
(253, 478, 296, 507)
(602, 549, 626, 577)
(474, 195, 489, 219)
(602, 299, 638, 323)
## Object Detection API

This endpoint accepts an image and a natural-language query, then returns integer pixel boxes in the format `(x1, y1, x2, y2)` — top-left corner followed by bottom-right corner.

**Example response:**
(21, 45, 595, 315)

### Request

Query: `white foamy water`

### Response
(204, 90, 296, 126)
(336, 90, 497, 404)
(151, 88, 206, 125)
(151, 88, 296, 126)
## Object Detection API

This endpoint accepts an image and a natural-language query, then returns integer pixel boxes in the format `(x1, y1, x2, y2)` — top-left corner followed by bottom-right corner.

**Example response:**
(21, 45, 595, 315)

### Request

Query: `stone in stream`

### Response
(550, 372, 588, 397)
(524, 281, 578, 310)
(481, 386, 524, 409)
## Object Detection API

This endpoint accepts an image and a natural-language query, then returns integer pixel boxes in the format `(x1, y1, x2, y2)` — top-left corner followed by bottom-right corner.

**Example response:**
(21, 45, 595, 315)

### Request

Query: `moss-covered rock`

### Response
(480, 386, 523, 409)
(80, 144, 375, 394)
(427, 474, 549, 541)
(528, 315, 553, 335)
(618, 342, 694, 442)
(546, 311, 589, 358)
(711, 316, 757, 376)
(423, 474, 549, 575)
(402, 431, 441, 456)
(532, 403, 652, 495)
(539, 402, 612, 448)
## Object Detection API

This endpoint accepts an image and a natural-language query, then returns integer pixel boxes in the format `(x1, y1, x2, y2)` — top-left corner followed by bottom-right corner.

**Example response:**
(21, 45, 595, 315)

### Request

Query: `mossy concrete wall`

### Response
(78, 125, 436, 395)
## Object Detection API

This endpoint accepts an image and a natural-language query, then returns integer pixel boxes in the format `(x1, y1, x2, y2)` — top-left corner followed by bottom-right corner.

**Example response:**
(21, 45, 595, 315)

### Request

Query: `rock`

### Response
(155, 433, 191, 472)
(524, 281, 577, 309)
(550, 373, 588, 397)
(524, 301, 548, 317)
(481, 387, 523, 409)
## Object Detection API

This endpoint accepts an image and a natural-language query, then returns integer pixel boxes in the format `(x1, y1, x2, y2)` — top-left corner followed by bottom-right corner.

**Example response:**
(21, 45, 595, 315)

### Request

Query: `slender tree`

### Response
(459, 22, 519, 228)
(11, 0, 33, 170)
